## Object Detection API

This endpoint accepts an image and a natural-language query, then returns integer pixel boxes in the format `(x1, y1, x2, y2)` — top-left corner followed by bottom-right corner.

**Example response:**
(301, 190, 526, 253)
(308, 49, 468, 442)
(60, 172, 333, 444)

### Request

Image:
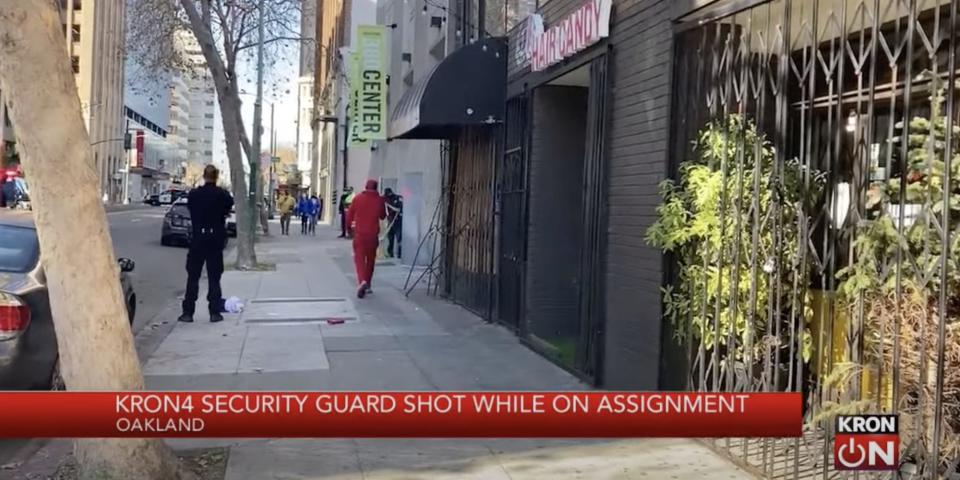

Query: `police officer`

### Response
(384, 188, 403, 258)
(178, 165, 234, 323)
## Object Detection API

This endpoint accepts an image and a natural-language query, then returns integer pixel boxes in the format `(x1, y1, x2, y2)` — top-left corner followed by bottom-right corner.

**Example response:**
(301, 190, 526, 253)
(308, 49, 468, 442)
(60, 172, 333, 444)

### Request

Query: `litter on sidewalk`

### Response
(224, 297, 245, 313)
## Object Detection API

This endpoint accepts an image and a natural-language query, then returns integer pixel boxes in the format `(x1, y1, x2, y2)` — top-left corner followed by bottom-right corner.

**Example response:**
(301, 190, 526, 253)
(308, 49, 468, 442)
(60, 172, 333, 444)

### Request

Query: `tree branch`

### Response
(236, 35, 303, 52)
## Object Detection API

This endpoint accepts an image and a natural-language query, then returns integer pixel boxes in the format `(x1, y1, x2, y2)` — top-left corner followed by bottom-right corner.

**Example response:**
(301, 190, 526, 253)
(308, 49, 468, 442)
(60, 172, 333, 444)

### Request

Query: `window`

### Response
(71, 56, 80, 74)
(205, 101, 214, 106)
(0, 226, 39, 273)
(73, 0, 81, 10)
(72, 24, 80, 42)
(204, 113, 214, 119)
(204, 150, 212, 156)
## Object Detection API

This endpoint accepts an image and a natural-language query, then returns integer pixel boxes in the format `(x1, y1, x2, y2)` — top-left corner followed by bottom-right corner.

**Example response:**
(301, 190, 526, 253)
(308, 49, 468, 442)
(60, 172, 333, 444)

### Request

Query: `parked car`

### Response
(161, 197, 192, 246)
(0, 211, 136, 390)
(143, 193, 160, 206)
(161, 197, 234, 246)
(158, 189, 188, 205)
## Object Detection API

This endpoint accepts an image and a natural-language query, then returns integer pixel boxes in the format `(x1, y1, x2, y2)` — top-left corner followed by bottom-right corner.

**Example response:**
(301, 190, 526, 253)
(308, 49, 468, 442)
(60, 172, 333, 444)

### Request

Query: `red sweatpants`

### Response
(352, 234, 379, 285)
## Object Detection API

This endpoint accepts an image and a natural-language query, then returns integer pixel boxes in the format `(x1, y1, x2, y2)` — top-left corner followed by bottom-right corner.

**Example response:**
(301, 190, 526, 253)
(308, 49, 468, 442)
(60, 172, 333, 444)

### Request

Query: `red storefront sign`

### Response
(530, 0, 612, 72)
(134, 130, 145, 168)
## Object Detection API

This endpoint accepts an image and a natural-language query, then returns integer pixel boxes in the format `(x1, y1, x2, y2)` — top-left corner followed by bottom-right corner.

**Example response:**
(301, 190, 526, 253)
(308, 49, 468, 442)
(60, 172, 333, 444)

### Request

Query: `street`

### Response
(108, 206, 193, 333)
(0, 205, 185, 469)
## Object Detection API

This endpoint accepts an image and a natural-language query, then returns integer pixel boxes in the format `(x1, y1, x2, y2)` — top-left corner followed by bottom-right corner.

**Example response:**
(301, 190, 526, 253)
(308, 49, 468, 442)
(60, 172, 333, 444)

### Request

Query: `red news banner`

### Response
(0, 392, 801, 438)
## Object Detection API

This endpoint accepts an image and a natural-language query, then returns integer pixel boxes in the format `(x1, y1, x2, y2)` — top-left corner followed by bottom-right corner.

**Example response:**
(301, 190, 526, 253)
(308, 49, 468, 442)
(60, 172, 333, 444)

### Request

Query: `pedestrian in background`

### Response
(277, 191, 295, 235)
(179, 165, 233, 323)
(298, 194, 311, 235)
(309, 194, 321, 236)
(338, 187, 354, 238)
(384, 188, 403, 259)
(347, 180, 386, 299)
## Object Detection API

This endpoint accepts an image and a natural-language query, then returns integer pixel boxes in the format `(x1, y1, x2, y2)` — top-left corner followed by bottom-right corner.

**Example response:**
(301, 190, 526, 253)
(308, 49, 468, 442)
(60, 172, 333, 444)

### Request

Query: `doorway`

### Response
(523, 58, 607, 381)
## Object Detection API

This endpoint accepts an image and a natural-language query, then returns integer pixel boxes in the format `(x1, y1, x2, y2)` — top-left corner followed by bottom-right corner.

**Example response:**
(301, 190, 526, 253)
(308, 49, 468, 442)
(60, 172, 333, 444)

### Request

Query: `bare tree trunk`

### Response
(179, 0, 257, 269)
(0, 2, 188, 479)
(219, 92, 258, 268)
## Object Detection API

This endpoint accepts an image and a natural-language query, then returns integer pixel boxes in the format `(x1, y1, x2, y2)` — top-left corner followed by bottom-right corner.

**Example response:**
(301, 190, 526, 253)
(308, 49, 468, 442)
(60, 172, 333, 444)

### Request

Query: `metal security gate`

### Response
(444, 127, 497, 319)
(577, 56, 609, 381)
(497, 97, 530, 330)
(659, 0, 960, 477)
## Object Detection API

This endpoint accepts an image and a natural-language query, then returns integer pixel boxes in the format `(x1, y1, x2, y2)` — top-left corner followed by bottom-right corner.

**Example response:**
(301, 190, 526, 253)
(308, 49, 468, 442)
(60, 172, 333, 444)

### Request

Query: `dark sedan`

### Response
(0, 211, 136, 390)
(161, 198, 192, 246)
(161, 197, 236, 247)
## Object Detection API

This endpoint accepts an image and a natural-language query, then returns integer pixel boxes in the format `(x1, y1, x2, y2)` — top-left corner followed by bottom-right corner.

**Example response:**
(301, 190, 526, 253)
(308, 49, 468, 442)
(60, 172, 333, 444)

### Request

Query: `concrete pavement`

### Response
(141, 224, 754, 480)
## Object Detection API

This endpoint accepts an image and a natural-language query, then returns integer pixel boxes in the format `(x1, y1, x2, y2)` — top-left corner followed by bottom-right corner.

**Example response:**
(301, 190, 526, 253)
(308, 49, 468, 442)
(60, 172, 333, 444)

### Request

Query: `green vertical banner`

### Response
(355, 25, 388, 141)
(348, 50, 369, 148)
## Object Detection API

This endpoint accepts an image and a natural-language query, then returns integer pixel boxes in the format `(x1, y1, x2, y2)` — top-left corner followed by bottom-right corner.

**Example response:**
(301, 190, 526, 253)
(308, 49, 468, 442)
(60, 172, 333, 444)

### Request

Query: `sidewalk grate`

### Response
(244, 316, 356, 325)
(242, 297, 358, 325)
(250, 297, 345, 304)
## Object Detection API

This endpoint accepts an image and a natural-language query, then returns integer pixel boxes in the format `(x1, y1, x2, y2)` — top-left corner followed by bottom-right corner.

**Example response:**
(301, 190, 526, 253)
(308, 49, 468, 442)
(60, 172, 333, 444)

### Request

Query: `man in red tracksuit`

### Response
(346, 179, 386, 298)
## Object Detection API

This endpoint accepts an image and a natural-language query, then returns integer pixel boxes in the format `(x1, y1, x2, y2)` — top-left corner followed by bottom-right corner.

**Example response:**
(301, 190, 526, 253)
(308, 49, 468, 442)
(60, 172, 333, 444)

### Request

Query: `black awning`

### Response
(390, 38, 506, 140)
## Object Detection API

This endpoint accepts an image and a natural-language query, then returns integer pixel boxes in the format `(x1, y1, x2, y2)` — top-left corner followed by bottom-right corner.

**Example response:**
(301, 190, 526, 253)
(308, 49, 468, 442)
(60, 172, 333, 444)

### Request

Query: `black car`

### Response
(143, 193, 160, 206)
(0, 211, 136, 390)
(161, 198, 192, 246)
(161, 197, 235, 247)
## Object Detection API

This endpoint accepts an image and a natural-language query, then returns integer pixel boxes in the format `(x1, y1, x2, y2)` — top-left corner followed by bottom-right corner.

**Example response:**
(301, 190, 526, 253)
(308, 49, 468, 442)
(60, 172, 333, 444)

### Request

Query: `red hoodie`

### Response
(346, 185, 386, 237)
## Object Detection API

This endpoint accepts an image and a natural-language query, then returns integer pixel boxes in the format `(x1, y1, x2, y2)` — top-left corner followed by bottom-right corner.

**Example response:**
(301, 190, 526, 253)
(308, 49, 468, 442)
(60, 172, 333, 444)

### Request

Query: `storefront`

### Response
(661, 0, 960, 476)
(500, 0, 612, 382)
(389, 37, 508, 318)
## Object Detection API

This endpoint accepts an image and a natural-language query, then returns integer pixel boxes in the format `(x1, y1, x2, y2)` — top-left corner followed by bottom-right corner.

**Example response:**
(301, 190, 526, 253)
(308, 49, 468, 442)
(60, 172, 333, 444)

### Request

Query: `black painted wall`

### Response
(525, 86, 588, 369)
(601, 0, 674, 389)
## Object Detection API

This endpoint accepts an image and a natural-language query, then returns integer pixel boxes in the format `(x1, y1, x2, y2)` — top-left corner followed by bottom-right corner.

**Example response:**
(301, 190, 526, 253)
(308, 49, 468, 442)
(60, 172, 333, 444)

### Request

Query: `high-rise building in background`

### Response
(165, 72, 191, 172)
(176, 30, 216, 174)
(123, 50, 179, 201)
(61, 0, 127, 203)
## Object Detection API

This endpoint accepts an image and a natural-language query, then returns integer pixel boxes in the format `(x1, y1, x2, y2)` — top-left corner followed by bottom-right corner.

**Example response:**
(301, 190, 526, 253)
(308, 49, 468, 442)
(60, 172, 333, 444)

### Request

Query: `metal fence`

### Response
(665, 0, 960, 477)
(444, 127, 498, 319)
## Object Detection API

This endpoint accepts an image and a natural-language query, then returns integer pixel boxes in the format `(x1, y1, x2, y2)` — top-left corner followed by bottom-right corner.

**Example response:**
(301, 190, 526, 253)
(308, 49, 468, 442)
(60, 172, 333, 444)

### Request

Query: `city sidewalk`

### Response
(143, 224, 756, 479)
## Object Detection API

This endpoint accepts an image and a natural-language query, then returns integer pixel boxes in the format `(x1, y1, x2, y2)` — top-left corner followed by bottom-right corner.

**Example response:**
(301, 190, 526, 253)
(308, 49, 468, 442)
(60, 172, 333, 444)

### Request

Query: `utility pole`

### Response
(269, 103, 275, 216)
(249, 0, 265, 238)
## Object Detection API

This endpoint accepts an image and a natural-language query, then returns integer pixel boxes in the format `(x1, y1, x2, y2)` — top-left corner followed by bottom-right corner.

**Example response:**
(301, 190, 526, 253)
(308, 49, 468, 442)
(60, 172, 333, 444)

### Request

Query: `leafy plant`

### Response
(834, 70, 960, 473)
(647, 115, 824, 382)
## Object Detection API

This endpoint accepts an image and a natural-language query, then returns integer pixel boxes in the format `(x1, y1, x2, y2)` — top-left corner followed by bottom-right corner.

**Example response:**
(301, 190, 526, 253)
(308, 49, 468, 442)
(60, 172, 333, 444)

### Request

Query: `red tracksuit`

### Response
(346, 188, 386, 286)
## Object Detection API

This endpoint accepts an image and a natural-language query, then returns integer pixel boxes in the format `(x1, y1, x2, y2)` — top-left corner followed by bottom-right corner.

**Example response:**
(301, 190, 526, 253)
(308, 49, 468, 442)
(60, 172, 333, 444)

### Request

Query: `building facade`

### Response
(379, 0, 960, 475)
(60, 0, 127, 203)
(124, 106, 174, 200)
(297, 0, 317, 193)
(314, 0, 349, 223)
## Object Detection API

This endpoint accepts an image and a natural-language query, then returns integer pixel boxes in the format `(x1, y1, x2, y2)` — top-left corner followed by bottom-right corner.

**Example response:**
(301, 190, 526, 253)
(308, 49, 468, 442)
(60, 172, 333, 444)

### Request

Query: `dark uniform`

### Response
(385, 191, 403, 258)
(182, 183, 234, 319)
(338, 190, 353, 238)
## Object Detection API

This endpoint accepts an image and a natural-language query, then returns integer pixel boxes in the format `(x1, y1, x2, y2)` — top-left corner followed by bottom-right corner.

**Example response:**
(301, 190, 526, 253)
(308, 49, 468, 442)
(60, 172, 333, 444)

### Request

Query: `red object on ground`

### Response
(0, 392, 802, 438)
